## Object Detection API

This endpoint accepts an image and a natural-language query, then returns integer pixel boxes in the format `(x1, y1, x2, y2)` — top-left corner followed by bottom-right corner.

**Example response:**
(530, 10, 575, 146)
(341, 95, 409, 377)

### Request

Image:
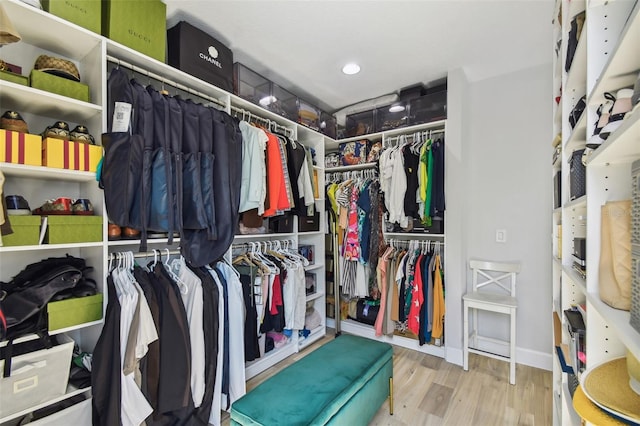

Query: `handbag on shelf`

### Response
(599, 199, 632, 310)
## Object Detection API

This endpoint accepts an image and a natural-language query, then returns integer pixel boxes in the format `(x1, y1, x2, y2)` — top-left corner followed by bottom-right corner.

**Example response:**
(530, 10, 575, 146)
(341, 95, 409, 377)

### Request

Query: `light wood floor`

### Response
(221, 331, 552, 426)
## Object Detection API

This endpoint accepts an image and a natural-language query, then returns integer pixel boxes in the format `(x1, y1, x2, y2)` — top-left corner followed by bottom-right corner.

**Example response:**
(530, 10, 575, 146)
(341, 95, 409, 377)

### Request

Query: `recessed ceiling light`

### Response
(389, 104, 405, 113)
(342, 63, 361, 75)
(259, 95, 277, 106)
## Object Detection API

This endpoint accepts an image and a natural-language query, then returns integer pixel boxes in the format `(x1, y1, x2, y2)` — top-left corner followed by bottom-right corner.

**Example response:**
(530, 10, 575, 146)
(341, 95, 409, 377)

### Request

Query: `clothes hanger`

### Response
(163, 248, 188, 294)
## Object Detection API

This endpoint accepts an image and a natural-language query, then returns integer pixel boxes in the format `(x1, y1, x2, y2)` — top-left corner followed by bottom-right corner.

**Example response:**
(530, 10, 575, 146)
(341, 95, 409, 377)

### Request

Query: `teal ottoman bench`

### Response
(230, 334, 394, 425)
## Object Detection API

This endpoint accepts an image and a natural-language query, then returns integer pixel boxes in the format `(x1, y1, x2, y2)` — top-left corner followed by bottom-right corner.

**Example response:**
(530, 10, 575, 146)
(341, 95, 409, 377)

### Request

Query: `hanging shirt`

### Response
(207, 268, 225, 426)
(216, 262, 247, 410)
(176, 261, 206, 408)
(389, 147, 409, 227)
(407, 254, 425, 335)
(238, 121, 268, 214)
(431, 255, 445, 340)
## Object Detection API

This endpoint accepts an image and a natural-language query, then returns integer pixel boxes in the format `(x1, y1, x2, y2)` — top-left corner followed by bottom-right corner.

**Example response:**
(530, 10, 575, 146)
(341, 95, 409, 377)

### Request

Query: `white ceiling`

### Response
(165, 0, 554, 112)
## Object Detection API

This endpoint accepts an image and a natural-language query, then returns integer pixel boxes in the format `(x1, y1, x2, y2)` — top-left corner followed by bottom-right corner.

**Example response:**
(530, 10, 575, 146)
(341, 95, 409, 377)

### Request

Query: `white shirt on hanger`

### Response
(175, 260, 206, 408)
(238, 121, 268, 215)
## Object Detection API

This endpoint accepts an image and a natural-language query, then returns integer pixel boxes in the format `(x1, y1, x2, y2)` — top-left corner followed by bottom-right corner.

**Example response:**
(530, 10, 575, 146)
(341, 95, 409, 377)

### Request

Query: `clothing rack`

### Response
(108, 249, 182, 261)
(229, 105, 294, 137)
(384, 128, 445, 148)
(106, 55, 227, 109)
(327, 168, 378, 183)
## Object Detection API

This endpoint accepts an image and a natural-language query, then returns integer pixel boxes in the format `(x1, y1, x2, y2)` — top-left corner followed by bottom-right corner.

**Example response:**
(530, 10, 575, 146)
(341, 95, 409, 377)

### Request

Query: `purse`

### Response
(599, 199, 632, 310)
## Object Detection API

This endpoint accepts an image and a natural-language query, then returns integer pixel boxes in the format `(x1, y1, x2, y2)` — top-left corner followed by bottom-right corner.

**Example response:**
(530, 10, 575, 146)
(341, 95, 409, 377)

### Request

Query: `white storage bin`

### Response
(29, 398, 92, 426)
(0, 335, 74, 419)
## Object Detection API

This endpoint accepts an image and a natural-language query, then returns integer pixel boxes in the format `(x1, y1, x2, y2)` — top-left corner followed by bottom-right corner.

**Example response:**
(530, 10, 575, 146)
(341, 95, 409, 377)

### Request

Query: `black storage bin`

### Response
(573, 237, 586, 260)
(375, 103, 409, 132)
(409, 82, 447, 125)
(298, 212, 320, 232)
(554, 170, 562, 208)
(167, 21, 234, 92)
(569, 149, 586, 200)
(345, 110, 375, 138)
(351, 298, 379, 325)
(268, 214, 294, 233)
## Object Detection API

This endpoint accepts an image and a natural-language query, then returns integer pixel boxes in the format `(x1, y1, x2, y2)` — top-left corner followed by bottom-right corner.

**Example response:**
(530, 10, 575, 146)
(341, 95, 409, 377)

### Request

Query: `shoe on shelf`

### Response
(586, 92, 615, 149)
(5, 195, 31, 215)
(121, 227, 141, 239)
(70, 125, 96, 145)
(600, 88, 634, 140)
(0, 110, 29, 133)
(33, 197, 73, 215)
(41, 121, 70, 140)
(108, 223, 122, 240)
(72, 198, 94, 215)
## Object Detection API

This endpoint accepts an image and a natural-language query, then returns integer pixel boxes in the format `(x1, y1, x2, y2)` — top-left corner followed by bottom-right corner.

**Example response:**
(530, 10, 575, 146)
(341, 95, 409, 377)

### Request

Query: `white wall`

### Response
(459, 63, 553, 369)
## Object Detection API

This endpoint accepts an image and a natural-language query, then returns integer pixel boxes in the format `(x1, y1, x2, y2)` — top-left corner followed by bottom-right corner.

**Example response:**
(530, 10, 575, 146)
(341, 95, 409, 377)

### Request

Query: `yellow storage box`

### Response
(42, 137, 102, 172)
(0, 130, 43, 166)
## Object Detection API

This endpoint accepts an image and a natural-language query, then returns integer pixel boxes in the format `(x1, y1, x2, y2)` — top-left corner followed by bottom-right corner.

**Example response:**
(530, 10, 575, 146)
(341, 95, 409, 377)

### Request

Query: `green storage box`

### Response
(47, 293, 103, 331)
(42, 0, 101, 34)
(0, 70, 29, 86)
(45, 215, 102, 244)
(30, 69, 90, 102)
(102, 0, 166, 62)
(2, 215, 41, 246)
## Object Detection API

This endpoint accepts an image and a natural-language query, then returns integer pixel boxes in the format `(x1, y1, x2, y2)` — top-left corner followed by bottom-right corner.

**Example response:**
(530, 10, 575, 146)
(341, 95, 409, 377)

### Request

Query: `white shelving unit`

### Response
(325, 120, 449, 359)
(0, 0, 329, 419)
(552, 0, 640, 424)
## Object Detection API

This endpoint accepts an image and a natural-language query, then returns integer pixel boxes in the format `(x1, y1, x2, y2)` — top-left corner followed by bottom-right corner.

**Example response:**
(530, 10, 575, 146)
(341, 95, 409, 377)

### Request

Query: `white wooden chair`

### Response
(463, 259, 521, 385)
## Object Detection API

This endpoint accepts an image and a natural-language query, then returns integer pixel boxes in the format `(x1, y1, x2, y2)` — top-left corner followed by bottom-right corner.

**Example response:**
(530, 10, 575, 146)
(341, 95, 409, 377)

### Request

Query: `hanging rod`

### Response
(232, 239, 295, 250)
(385, 129, 445, 143)
(229, 104, 294, 136)
(108, 249, 182, 260)
(106, 55, 226, 109)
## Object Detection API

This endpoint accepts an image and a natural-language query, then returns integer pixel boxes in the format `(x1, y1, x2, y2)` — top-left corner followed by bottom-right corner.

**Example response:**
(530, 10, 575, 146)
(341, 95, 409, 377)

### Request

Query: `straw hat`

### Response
(0, 4, 21, 45)
(34, 54, 80, 82)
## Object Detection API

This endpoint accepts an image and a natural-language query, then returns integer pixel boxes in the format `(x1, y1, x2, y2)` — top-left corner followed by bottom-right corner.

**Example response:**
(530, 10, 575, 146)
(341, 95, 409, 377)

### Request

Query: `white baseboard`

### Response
(516, 346, 552, 371)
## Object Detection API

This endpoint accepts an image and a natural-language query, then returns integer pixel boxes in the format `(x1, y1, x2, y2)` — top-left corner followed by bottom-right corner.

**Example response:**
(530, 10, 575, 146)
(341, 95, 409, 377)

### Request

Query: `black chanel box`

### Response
(167, 21, 234, 92)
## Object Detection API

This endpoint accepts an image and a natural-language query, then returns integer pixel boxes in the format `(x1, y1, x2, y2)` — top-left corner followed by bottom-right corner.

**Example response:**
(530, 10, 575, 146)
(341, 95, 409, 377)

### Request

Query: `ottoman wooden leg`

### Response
(389, 377, 394, 415)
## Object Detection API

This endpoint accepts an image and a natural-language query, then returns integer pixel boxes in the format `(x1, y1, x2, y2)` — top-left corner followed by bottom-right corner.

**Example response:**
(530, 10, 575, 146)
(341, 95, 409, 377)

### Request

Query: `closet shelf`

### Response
(3, 0, 101, 59)
(298, 325, 325, 350)
(0, 81, 103, 123)
(564, 115, 588, 153)
(0, 384, 91, 424)
(0, 241, 104, 253)
(564, 32, 588, 96)
(0, 320, 103, 349)
(587, 4, 640, 105)
(234, 232, 295, 241)
(306, 292, 324, 302)
(0, 163, 97, 182)
(563, 195, 587, 210)
(586, 291, 640, 359)
(108, 238, 181, 247)
(562, 264, 587, 295)
(245, 340, 297, 380)
(561, 381, 581, 426)
(304, 263, 324, 272)
(588, 108, 640, 167)
(384, 232, 445, 239)
(106, 40, 230, 106)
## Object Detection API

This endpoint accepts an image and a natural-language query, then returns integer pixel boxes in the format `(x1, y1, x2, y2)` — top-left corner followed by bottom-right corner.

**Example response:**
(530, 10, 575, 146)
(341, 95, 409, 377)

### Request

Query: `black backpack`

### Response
(0, 255, 94, 377)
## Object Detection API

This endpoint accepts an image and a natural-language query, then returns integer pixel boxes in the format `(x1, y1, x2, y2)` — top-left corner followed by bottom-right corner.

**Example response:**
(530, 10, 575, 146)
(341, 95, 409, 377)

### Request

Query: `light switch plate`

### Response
(496, 229, 507, 243)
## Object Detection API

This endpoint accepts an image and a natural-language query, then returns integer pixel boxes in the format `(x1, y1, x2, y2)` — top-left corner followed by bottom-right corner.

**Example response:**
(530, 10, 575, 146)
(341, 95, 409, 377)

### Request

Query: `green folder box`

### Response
(45, 215, 103, 244)
(0, 70, 29, 86)
(42, 0, 101, 34)
(48, 294, 103, 331)
(102, 0, 167, 62)
(2, 216, 41, 246)
(30, 70, 90, 102)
